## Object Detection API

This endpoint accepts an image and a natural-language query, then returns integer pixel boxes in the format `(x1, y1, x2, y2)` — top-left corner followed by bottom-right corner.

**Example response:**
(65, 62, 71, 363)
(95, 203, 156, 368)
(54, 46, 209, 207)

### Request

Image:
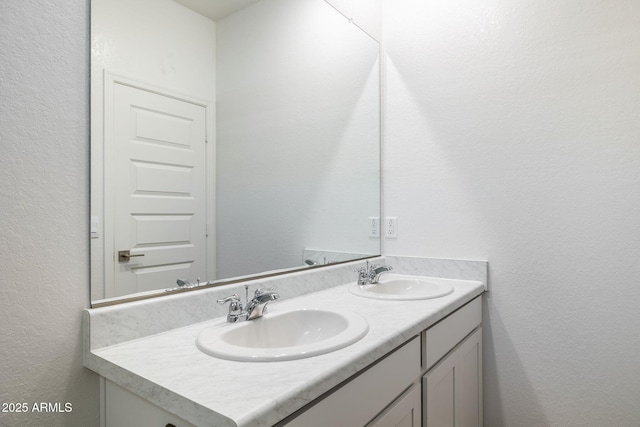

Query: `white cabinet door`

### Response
(457, 328, 483, 427)
(423, 327, 482, 427)
(368, 384, 421, 427)
(105, 381, 196, 427)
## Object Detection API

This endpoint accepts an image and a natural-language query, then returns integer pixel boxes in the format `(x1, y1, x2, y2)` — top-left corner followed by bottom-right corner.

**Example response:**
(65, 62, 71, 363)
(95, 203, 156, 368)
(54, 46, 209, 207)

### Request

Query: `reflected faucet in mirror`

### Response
(170, 278, 213, 291)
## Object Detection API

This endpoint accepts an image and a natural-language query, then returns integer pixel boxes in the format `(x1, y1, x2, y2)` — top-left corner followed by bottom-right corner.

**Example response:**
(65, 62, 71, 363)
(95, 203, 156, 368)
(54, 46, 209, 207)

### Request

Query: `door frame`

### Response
(95, 71, 215, 299)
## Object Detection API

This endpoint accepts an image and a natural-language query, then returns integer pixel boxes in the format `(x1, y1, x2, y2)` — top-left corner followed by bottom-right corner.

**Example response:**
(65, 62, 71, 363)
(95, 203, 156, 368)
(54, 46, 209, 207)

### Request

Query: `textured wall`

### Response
(0, 1, 100, 426)
(383, 0, 640, 425)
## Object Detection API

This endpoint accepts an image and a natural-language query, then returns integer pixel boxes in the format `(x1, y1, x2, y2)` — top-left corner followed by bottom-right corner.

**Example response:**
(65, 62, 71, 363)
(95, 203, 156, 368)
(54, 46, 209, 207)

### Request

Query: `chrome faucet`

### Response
(371, 264, 393, 283)
(356, 261, 393, 285)
(217, 287, 280, 323)
(245, 288, 280, 320)
(176, 278, 196, 288)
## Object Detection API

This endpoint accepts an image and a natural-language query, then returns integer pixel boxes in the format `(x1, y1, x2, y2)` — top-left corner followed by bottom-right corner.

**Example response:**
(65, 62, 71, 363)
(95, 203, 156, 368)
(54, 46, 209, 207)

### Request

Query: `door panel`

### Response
(424, 355, 456, 427)
(109, 82, 207, 297)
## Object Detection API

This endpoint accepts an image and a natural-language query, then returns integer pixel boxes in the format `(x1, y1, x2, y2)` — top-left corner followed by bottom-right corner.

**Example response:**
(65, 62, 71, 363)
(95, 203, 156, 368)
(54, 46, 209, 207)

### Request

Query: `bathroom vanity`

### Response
(84, 259, 486, 427)
(282, 296, 482, 427)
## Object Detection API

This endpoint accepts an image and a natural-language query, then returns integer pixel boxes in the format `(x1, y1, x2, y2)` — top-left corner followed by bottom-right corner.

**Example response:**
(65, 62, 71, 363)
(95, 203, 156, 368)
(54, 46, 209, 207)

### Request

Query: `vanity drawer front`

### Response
(283, 336, 421, 427)
(424, 296, 481, 370)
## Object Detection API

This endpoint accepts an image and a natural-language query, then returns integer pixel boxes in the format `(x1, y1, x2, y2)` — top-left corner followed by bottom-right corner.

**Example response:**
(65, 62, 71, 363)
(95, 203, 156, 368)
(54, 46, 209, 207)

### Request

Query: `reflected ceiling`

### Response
(174, 0, 261, 21)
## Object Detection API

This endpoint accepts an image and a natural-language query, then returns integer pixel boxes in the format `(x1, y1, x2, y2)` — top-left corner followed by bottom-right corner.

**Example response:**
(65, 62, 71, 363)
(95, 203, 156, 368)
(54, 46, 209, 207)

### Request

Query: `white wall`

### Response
(325, 0, 382, 41)
(91, 0, 215, 97)
(0, 1, 99, 426)
(383, 0, 640, 425)
(216, 0, 380, 278)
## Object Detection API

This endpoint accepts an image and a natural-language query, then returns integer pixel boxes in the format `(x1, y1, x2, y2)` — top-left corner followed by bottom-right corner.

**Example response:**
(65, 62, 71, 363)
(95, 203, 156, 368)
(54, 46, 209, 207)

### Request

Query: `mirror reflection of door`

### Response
(91, 0, 382, 305)
(107, 80, 208, 297)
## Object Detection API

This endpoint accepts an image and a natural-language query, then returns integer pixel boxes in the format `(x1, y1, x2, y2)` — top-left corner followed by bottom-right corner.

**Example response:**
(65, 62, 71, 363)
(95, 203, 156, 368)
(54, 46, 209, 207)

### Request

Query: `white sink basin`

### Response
(196, 308, 369, 362)
(349, 274, 454, 301)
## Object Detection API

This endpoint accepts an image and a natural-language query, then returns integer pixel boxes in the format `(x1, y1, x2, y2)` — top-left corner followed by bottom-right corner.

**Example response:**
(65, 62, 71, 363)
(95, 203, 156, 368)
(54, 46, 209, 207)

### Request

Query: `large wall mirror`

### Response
(90, 0, 381, 306)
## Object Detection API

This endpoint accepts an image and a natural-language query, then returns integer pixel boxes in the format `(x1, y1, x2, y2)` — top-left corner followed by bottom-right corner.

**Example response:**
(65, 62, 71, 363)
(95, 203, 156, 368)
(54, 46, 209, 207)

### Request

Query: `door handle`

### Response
(118, 250, 145, 263)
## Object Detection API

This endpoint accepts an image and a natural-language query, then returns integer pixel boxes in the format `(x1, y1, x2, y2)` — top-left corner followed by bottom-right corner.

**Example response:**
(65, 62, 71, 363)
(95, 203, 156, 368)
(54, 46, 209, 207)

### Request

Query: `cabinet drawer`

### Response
(424, 297, 481, 370)
(283, 336, 421, 427)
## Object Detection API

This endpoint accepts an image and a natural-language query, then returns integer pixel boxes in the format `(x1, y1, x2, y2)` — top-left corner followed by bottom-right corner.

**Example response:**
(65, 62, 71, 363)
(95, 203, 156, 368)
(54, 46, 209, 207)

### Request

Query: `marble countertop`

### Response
(85, 278, 484, 427)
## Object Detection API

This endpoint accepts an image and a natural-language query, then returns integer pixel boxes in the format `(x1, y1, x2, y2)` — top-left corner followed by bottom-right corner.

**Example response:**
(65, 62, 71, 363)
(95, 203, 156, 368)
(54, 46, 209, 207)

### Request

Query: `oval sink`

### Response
(196, 308, 369, 362)
(349, 274, 454, 301)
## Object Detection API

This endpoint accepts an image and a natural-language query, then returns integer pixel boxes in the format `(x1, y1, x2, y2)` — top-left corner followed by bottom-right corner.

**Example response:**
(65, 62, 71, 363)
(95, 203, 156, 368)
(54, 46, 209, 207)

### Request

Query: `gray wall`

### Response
(0, 1, 99, 426)
(383, 0, 640, 425)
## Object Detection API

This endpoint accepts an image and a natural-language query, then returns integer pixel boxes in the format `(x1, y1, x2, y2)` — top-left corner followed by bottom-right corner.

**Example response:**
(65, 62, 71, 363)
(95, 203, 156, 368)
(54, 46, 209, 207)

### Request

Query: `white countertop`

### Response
(85, 278, 484, 427)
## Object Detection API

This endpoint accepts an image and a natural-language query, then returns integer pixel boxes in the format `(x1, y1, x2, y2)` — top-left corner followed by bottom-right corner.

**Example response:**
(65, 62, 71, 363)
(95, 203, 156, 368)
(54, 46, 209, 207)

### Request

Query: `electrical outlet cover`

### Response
(385, 217, 397, 238)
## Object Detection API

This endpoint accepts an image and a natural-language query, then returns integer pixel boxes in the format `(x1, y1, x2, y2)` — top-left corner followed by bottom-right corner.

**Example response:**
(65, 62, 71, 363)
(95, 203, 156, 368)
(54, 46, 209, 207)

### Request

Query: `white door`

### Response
(108, 82, 208, 297)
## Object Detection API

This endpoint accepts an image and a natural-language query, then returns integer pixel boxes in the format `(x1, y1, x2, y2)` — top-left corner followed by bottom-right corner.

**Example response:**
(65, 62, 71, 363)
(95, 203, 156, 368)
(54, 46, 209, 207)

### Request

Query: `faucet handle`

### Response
(217, 294, 244, 323)
(354, 262, 369, 275)
(355, 265, 369, 286)
(217, 294, 241, 305)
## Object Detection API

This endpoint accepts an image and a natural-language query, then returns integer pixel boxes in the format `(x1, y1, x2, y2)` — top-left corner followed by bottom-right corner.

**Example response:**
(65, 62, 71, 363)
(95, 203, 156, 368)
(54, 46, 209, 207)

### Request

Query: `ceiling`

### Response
(174, 0, 261, 21)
